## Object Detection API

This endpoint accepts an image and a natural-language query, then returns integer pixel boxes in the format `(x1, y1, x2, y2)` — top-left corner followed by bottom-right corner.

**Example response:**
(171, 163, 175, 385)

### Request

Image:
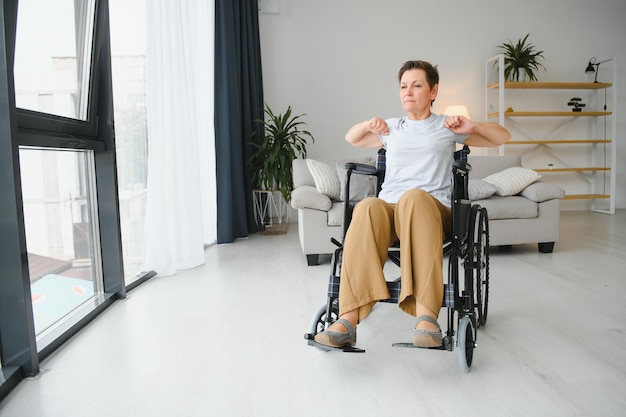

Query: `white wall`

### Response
(259, 0, 626, 209)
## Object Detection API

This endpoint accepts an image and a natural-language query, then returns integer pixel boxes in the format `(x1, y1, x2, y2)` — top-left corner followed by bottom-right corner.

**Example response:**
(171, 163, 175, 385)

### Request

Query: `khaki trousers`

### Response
(338, 189, 452, 321)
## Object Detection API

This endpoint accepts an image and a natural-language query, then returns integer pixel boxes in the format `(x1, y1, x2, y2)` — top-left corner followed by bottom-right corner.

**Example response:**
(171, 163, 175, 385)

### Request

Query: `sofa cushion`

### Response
(468, 179, 497, 201)
(306, 159, 341, 200)
(482, 167, 541, 196)
(290, 185, 332, 211)
(520, 181, 565, 203)
(474, 195, 538, 220)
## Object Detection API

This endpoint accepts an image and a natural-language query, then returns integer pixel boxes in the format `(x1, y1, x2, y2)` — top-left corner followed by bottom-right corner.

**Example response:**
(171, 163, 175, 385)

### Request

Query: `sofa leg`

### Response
(306, 254, 320, 266)
(538, 242, 555, 253)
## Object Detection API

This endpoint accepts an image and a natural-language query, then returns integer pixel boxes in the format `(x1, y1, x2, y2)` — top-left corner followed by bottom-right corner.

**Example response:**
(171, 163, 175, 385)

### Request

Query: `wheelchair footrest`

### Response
(304, 333, 366, 353)
(391, 342, 446, 350)
(392, 336, 454, 351)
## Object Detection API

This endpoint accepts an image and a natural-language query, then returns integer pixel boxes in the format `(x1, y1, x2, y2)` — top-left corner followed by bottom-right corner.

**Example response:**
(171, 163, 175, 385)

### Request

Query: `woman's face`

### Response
(399, 69, 438, 117)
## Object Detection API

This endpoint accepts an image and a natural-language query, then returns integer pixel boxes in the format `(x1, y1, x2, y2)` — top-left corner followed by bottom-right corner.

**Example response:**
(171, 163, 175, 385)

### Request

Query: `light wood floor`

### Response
(1, 210, 625, 417)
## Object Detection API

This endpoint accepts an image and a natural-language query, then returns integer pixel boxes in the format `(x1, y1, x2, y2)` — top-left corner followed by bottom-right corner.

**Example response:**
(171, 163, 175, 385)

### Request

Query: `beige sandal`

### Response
(314, 318, 357, 348)
(413, 315, 443, 348)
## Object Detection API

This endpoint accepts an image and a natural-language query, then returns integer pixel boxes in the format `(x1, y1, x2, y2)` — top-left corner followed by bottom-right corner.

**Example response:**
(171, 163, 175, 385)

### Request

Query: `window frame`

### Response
(0, 0, 124, 399)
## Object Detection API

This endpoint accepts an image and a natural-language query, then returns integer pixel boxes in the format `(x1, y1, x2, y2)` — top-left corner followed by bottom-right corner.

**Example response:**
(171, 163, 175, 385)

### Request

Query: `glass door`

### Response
(20, 148, 103, 336)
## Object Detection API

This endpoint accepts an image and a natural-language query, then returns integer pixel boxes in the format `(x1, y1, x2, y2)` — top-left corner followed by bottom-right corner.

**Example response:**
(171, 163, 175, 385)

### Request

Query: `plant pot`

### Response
(252, 189, 289, 235)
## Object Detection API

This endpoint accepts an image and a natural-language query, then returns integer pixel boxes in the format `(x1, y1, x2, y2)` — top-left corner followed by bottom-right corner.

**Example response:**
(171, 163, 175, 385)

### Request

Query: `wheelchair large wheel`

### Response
(470, 207, 490, 328)
(457, 315, 475, 373)
(308, 299, 339, 335)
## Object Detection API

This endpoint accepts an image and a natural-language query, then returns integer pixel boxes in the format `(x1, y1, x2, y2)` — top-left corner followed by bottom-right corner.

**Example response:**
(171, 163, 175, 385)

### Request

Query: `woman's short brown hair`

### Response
(397, 60, 439, 89)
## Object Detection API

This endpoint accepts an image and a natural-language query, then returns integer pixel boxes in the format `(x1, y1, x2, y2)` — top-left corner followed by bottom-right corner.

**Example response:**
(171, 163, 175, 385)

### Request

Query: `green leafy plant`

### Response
(249, 105, 314, 202)
(497, 34, 546, 82)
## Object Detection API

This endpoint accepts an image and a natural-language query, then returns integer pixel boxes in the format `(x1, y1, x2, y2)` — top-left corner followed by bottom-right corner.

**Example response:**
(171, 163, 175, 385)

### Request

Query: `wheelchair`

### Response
(304, 145, 490, 372)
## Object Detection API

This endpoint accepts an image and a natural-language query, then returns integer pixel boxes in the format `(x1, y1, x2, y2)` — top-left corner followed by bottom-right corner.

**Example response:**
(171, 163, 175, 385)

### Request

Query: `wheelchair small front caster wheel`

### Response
(457, 316, 475, 373)
(308, 300, 339, 335)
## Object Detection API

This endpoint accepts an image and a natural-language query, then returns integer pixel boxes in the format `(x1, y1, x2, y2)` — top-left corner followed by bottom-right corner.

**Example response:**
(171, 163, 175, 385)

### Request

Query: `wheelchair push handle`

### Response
(452, 145, 472, 176)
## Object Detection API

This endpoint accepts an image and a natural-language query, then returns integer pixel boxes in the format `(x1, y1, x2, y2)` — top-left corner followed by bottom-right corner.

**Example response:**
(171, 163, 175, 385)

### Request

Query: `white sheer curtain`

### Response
(141, 0, 216, 276)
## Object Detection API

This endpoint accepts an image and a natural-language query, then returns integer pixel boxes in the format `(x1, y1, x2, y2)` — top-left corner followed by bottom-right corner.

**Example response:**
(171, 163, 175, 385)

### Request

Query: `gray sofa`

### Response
(291, 155, 564, 265)
(468, 155, 564, 253)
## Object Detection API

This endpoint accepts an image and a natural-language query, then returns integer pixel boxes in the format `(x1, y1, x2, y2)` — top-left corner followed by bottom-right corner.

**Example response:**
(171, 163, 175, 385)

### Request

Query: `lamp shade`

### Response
(443, 105, 470, 119)
(584, 57, 613, 82)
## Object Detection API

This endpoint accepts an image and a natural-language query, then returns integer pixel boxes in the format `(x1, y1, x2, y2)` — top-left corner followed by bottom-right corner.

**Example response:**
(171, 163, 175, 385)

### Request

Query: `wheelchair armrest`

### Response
(345, 162, 378, 176)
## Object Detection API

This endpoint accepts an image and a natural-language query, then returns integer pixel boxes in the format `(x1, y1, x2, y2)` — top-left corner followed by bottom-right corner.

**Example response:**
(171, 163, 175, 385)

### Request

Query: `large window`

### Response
(11, 0, 106, 341)
(13, 0, 149, 285)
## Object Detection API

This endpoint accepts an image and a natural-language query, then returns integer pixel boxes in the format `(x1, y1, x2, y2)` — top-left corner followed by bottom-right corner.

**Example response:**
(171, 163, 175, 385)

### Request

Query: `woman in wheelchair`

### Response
(314, 60, 510, 349)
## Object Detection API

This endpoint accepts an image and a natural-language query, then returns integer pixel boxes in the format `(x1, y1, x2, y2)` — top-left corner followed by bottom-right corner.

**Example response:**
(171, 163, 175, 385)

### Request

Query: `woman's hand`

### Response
(450, 116, 511, 147)
(444, 115, 475, 135)
(367, 117, 389, 136)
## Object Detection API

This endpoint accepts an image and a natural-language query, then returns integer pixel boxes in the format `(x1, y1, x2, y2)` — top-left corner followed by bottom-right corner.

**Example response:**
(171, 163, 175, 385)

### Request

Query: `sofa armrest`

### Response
(520, 182, 565, 203)
(290, 185, 332, 211)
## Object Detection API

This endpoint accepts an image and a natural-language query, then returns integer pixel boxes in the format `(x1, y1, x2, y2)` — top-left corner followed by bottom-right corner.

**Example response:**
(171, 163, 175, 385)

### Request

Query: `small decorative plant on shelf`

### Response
(497, 33, 546, 82)
(567, 97, 586, 112)
(248, 104, 314, 203)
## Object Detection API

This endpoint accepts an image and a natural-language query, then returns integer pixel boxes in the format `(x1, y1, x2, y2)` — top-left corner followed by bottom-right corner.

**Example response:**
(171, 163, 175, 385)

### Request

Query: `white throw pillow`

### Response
(482, 167, 541, 196)
(306, 159, 341, 200)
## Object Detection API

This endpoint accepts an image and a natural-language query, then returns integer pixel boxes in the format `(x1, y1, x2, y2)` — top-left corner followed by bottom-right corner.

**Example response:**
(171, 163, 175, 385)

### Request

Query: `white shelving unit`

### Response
(485, 54, 617, 214)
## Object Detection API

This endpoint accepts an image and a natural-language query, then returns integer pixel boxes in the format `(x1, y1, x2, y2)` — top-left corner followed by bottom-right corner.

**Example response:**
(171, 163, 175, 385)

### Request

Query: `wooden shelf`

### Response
(507, 140, 612, 145)
(485, 54, 616, 213)
(562, 194, 610, 201)
(486, 82, 612, 90)
(533, 167, 611, 173)
(488, 111, 612, 118)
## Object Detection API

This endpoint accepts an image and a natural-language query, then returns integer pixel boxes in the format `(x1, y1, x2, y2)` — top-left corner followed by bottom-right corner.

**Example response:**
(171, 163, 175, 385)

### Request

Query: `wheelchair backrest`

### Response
(375, 145, 471, 198)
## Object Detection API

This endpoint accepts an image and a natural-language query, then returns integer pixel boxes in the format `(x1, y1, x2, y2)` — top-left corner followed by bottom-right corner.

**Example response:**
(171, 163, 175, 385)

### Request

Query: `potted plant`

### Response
(567, 97, 586, 112)
(497, 34, 546, 82)
(249, 105, 314, 204)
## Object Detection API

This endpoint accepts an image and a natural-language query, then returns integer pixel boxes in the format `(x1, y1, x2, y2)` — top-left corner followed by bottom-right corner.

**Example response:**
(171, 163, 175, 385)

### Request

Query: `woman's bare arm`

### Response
(345, 117, 387, 148)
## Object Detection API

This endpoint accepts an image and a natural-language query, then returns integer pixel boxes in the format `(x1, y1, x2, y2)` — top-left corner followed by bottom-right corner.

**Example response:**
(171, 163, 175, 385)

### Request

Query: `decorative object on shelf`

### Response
(249, 104, 314, 204)
(585, 57, 613, 83)
(497, 34, 545, 82)
(567, 97, 586, 112)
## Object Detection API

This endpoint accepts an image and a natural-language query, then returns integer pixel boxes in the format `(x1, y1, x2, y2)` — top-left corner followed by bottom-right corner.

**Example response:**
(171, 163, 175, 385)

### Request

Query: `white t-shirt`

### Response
(378, 114, 467, 207)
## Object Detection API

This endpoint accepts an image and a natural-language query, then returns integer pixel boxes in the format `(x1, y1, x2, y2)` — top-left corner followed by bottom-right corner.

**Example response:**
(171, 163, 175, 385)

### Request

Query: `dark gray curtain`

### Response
(214, 0, 264, 243)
